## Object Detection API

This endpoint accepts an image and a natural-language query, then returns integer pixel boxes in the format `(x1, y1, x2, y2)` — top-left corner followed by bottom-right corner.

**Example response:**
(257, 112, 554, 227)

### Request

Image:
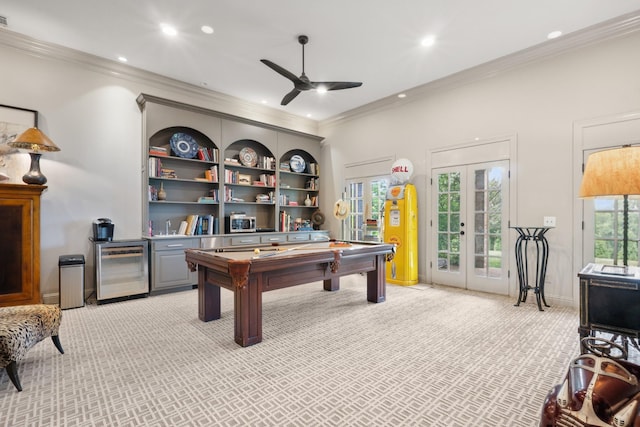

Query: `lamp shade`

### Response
(8, 127, 60, 153)
(579, 146, 640, 197)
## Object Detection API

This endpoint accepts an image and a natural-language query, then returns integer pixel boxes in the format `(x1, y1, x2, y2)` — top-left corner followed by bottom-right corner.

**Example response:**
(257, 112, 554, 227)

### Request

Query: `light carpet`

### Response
(1, 276, 583, 426)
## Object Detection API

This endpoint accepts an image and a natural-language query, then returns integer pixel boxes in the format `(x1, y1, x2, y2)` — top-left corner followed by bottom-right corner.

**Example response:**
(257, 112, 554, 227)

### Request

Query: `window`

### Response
(593, 198, 639, 266)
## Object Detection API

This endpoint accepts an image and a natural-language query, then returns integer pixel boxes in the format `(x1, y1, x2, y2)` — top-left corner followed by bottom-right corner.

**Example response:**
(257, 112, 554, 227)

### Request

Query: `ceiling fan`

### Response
(261, 35, 363, 106)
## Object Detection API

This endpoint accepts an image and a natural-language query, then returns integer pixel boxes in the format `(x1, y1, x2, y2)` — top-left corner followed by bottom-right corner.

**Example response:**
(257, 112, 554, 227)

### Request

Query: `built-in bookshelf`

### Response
(278, 149, 320, 232)
(223, 139, 277, 231)
(138, 94, 327, 294)
(145, 126, 221, 236)
(138, 95, 325, 237)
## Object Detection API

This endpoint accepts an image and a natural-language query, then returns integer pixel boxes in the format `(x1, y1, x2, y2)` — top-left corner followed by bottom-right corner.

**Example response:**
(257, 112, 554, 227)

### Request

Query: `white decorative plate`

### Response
(289, 154, 305, 173)
(239, 147, 258, 167)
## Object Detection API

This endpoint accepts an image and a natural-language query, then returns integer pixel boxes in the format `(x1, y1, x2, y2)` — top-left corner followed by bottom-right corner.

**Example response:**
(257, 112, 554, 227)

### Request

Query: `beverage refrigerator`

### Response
(93, 239, 149, 303)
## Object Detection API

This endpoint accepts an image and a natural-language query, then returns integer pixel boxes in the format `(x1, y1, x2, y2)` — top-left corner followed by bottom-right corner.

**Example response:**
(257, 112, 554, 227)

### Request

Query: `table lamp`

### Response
(579, 145, 640, 266)
(8, 127, 60, 185)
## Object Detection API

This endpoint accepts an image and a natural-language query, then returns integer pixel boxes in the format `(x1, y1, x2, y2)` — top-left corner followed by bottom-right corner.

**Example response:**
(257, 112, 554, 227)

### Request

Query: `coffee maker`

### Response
(93, 218, 114, 241)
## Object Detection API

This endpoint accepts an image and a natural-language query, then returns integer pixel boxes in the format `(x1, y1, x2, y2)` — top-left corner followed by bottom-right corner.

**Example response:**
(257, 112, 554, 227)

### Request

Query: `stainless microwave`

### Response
(226, 213, 257, 233)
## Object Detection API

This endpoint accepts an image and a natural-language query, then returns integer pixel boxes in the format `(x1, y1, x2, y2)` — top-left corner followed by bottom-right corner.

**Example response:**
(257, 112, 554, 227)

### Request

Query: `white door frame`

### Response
(572, 111, 640, 299)
(427, 135, 517, 297)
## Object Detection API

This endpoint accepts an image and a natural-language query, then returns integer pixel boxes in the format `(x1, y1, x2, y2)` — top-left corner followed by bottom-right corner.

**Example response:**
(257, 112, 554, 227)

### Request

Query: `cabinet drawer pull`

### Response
(239, 239, 254, 243)
(166, 244, 184, 248)
(267, 238, 280, 241)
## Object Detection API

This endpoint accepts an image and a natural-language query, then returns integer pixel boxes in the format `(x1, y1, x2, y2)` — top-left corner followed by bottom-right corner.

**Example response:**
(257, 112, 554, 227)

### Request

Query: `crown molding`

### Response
(0, 28, 320, 136)
(320, 10, 640, 129)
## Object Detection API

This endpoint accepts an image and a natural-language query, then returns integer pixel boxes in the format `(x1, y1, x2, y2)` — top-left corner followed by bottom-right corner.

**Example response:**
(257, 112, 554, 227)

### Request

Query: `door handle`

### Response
(460, 222, 465, 227)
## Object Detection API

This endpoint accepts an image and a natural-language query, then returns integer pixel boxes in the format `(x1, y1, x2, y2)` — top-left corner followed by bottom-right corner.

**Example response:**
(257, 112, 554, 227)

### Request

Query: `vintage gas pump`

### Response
(384, 159, 418, 285)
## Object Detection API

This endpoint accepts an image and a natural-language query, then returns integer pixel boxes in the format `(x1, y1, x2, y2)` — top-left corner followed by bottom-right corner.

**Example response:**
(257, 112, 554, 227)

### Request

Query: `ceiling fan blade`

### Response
(281, 89, 301, 105)
(313, 81, 363, 91)
(260, 59, 300, 84)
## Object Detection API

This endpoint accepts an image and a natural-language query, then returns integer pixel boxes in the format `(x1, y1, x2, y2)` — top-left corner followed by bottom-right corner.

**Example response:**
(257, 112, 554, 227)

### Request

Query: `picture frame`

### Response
(0, 104, 38, 182)
(238, 174, 251, 185)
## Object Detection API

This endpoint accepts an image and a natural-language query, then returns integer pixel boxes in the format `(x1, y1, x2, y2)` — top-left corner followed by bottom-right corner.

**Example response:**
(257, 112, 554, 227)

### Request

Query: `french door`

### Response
(345, 176, 389, 242)
(431, 161, 510, 294)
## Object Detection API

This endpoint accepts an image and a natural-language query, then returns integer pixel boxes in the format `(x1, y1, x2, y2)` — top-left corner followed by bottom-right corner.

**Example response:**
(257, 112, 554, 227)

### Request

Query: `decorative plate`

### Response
(239, 147, 258, 167)
(290, 154, 306, 173)
(169, 133, 198, 159)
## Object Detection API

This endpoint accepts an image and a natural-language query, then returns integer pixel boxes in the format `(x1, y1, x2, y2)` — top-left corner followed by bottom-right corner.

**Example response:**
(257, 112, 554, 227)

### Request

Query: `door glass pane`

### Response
(437, 172, 461, 273)
(593, 197, 639, 266)
(472, 167, 504, 278)
(346, 182, 364, 241)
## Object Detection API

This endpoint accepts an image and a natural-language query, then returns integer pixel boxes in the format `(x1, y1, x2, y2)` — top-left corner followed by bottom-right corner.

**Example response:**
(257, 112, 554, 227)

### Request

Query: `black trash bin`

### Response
(59, 254, 85, 309)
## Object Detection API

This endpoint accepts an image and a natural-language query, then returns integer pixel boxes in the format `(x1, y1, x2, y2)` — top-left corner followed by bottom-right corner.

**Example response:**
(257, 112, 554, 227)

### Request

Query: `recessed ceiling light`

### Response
(261, 100, 268, 104)
(201, 25, 214, 34)
(117, 56, 127, 63)
(547, 30, 562, 40)
(306, 113, 312, 118)
(397, 93, 407, 99)
(421, 36, 436, 47)
(161, 23, 177, 36)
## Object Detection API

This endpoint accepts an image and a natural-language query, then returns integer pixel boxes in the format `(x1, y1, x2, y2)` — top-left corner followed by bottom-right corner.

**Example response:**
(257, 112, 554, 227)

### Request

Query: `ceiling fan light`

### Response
(421, 36, 436, 47)
(316, 86, 328, 94)
(161, 24, 177, 36)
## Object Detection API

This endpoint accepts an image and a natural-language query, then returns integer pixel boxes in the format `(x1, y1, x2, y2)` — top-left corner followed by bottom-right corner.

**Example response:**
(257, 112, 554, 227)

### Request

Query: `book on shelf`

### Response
(209, 165, 218, 182)
(224, 158, 240, 165)
(196, 147, 219, 162)
(197, 197, 217, 204)
(148, 158, 164, 177)
(185, 214, 198, 235)
(160, 168, 177, 179)
(149, 146, 168, 157)
(177, 220, 188, 235)
(183, 214, 217, 235)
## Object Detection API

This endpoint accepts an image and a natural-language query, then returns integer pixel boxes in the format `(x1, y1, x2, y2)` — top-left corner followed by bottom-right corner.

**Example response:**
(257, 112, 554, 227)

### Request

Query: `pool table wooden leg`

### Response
(367, 254, 386, 303)
(198, 268, 221, 322)
(234, 277, 263, 347)
(323, 277, 339, 291)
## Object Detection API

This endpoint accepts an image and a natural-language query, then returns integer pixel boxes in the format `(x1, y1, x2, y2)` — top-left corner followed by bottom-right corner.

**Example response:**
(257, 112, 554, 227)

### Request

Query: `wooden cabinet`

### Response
(0, 183, 46, 306)
(150, 238, 199, 294)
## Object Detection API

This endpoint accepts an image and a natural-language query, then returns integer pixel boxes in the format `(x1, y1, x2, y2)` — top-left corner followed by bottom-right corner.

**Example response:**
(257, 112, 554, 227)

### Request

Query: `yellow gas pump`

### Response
(384, 159, 418, 285)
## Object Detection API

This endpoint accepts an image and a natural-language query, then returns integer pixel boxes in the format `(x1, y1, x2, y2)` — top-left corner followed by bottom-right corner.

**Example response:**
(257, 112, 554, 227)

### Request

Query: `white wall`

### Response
(319, 30, 640, 307)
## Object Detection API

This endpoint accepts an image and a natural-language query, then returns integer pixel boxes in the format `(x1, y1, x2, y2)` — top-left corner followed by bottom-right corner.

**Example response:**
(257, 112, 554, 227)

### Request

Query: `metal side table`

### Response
(512, 226, 552, 311)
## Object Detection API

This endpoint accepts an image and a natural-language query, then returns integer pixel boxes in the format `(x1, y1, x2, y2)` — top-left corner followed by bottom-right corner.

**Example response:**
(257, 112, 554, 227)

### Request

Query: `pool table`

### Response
(185, 241, 395, 346)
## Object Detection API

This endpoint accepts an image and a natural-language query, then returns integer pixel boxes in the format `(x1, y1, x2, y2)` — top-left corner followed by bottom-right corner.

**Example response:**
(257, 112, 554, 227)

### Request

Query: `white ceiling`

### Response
(2, 1, 640, 121)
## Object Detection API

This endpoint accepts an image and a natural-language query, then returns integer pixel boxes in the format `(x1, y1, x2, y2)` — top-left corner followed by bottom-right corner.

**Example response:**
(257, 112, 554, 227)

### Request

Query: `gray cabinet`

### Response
(150, 238, 199, 293)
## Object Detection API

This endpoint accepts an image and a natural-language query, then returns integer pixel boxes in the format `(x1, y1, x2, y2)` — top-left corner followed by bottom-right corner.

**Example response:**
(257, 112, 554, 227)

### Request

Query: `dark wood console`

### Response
(578, 263, 640, 353)
(0, 183, 46, 306)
